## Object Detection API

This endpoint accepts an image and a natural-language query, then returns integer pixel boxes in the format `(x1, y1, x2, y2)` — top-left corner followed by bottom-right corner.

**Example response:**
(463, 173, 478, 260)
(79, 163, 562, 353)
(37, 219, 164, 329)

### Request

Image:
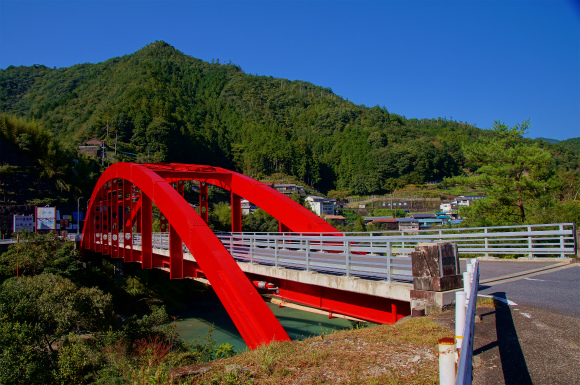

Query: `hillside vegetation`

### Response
(1, 41, 579, 228)
(1, 41, 486, 194)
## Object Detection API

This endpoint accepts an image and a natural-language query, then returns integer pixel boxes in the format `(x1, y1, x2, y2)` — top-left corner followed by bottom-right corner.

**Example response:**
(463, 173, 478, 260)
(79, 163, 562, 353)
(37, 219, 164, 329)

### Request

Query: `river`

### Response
(173, 290, 359, 352)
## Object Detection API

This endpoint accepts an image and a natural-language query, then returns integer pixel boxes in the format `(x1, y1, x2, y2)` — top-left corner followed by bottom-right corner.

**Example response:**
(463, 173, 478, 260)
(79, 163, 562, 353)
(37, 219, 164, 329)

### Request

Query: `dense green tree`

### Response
(0, 231, 236, 385)
(0, 233, 83, 281)
(451, 120, 554, 225)
(242, 208, 279, 232)
(0, 274, 114, 384)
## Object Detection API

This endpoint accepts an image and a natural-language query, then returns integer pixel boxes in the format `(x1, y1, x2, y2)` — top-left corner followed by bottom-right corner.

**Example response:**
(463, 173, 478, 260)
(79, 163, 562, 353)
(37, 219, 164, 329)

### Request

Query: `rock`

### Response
(169, 364, 212, 379)
(409, 355, 421, 363)
(225, 364, 244, 374)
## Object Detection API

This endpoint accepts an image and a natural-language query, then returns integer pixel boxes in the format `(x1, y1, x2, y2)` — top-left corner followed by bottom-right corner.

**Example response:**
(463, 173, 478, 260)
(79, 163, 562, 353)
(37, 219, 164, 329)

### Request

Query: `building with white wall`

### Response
(305, 196, 336, 217)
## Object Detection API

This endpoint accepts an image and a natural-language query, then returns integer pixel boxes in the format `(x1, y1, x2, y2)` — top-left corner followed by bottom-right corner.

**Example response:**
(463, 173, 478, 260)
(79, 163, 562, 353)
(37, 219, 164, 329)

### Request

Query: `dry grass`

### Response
(177, 317, 453, 384)
(476, 297, 496, 308)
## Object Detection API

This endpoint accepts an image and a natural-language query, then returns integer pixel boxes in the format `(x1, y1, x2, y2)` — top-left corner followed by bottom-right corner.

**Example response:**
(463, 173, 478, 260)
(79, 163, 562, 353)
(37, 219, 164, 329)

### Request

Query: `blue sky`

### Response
(1, 0, 579, 140)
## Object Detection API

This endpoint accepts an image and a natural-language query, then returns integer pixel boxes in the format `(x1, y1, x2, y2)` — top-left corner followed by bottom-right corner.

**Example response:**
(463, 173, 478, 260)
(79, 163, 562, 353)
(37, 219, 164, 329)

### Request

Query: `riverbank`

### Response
(170, 316, 452, 384)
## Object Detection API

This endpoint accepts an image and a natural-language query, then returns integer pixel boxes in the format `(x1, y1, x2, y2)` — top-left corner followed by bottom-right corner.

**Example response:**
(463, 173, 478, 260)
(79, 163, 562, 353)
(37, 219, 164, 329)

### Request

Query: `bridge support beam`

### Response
(199, 182, 208, 223)
(231, 193, 242, 233)
(111, 180, 120, 258)
(279, 222, 291, 233)
(271, 278, 408, 324)
(95, 201, 102, 253)
(170, 224, 183, 279)
(102, 200, 110, 256)
(123, 181, 134, 262)
(141, 193, 152, 268)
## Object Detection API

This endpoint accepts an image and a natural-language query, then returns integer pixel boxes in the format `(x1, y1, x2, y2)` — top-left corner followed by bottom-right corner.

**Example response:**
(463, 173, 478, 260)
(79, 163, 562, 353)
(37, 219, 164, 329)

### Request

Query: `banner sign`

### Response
(36, 206, 56, 231)
(13, 215, 34, 232)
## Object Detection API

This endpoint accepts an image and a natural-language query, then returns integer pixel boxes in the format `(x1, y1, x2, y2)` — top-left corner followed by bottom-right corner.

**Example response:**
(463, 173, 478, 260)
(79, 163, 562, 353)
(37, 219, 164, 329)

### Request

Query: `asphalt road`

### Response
(475, 261, 580, 318)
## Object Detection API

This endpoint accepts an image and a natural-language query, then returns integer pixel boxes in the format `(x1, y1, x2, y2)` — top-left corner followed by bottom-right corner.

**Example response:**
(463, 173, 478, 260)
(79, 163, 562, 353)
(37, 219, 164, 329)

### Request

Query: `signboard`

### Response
(13, 215, 35, 232)
(61, 218, 70, 229)
(36, 206, 57, 231)
(72, 212, 84, 222)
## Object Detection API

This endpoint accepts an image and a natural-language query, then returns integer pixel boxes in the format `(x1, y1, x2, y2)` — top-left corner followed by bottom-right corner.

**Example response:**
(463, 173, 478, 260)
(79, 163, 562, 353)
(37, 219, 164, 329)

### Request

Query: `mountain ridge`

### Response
(1, 41, 577, 194)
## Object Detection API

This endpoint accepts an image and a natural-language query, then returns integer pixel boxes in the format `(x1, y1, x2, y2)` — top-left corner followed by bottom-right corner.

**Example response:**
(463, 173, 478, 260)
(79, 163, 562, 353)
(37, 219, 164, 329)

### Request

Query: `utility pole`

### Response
(16, 233, 19, 277)
(77, 196, 84, 236)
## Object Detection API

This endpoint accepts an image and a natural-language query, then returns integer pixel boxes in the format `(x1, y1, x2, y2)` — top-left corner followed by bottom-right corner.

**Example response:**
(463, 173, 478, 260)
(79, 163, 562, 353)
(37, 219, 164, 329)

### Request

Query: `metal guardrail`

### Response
(95, 223, 575, 283)
(230, 223, 577, 258)
(456, 259, 480, 385)
(131, 232, 414, 282)
(215, 233, 413, 281)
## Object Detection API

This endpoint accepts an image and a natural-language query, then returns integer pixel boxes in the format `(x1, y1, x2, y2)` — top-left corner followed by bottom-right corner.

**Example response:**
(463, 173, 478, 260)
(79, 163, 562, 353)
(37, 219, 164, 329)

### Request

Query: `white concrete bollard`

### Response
(455, 291, 466, 349)
(439, 337, 457, 385)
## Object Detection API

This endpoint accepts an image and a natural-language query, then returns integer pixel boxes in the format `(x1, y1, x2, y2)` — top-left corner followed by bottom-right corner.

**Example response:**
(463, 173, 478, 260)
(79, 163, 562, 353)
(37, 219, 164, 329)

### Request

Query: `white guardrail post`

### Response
(439, 338, 457, 385)
(455, 291, 466, 350)
(446, 258, 479, 385)
(440, 259, 480, 385)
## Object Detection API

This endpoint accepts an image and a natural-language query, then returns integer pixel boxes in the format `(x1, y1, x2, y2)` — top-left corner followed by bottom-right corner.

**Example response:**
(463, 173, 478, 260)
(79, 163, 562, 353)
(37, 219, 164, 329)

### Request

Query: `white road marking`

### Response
(520, 312, 532, 318)
(524, 278, 546, 282)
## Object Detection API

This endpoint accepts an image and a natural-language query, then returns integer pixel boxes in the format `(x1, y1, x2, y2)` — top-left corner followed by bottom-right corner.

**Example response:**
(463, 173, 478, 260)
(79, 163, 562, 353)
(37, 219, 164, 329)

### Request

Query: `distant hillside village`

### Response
(242, 182, 486, 232)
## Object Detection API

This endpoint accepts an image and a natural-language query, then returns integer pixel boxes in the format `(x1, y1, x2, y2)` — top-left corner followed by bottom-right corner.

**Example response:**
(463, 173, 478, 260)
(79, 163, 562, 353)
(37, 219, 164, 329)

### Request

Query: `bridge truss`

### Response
(80, 162, 408, 349)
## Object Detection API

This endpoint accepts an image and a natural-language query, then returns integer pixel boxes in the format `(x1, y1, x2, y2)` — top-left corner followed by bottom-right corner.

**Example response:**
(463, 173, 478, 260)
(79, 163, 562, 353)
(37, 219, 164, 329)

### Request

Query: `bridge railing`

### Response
(103, 223, 575, 282)
(215, 233, 415, 281)
(228, 222, 577, 258)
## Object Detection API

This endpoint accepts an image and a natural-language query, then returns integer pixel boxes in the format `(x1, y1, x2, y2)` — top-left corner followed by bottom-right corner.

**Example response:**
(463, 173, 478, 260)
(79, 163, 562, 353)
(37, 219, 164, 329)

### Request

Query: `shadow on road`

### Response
(474, 292, 533, 384)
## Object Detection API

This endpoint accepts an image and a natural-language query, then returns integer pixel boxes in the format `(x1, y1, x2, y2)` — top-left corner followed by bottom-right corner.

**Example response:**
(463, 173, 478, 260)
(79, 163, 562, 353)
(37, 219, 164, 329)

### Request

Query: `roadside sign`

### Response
(36, 206, 57, 231)
(13, 214, 34, 232)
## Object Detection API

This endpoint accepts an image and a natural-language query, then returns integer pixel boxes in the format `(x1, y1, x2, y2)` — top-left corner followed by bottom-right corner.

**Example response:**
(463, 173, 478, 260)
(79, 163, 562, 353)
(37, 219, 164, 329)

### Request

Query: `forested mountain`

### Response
(0, 41, 489, 194)
(557, 137, 580, 155)
(536, 137, 560, 145)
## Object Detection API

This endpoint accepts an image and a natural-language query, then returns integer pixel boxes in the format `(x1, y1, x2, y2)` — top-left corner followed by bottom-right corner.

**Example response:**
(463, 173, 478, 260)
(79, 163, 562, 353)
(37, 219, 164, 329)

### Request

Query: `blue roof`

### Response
(397, 218, 418, 222)
(412, 213, 436, 219)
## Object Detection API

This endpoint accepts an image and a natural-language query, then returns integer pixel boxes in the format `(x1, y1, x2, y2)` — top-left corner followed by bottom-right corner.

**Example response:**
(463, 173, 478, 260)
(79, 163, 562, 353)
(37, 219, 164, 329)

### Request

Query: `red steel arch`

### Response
(81, 162, 339, 349)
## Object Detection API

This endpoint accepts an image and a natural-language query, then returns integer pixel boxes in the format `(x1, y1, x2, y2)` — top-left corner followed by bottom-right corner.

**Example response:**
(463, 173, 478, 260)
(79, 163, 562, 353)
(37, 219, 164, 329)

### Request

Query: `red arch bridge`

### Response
(80, 163, 578, 349)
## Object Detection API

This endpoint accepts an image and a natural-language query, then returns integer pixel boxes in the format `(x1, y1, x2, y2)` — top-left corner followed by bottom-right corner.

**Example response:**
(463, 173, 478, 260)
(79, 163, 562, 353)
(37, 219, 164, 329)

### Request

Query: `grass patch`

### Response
(477, 296, 496, 308)
(191, 317, 453, 384)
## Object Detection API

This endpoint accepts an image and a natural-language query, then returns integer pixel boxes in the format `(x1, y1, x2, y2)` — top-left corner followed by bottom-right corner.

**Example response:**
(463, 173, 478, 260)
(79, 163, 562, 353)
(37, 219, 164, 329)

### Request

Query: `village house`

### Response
(305, 196, 336, 217)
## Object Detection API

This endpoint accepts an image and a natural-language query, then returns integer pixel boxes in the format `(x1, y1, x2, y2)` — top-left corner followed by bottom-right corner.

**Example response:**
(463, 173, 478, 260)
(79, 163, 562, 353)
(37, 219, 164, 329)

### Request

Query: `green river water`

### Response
(173, 291, 358, 353)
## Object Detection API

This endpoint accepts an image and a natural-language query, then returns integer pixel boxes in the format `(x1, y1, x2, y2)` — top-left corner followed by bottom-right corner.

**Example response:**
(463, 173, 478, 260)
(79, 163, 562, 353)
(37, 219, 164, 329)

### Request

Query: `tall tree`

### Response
(452, 120, 552, 225)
